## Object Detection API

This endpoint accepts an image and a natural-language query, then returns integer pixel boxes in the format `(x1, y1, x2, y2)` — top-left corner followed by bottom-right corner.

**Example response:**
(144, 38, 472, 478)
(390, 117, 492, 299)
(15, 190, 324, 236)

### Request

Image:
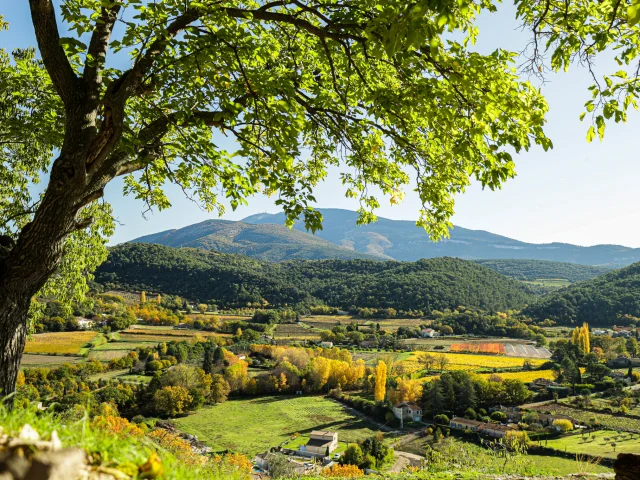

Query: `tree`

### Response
(197, 304, 208, 315)
(552, 419, 573, 433)
(140, 291, 146, 304)
(266, 454, 296, 479)
(210, 374, 231, 404)
(153, 386, 193, 417)
(435, 354, 450, 371)
(322, 464, 363, 478)
(342, 444, 364, 467)
(374, 360, 387, 403)
(0, 0, 551, 396)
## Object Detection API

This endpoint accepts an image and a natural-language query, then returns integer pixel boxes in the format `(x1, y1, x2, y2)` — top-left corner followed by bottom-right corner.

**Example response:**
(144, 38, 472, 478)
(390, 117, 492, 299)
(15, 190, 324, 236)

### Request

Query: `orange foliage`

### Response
(322, 464, 364, 477)
(93, 415, 144, 437)
(148, 429, 206, 466)
(449, 343, 506, 355)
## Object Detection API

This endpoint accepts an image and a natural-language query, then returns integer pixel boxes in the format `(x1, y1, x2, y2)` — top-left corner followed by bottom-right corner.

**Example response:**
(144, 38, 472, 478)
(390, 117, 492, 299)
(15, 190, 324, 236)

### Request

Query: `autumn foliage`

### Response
(322, 464, 364, 477)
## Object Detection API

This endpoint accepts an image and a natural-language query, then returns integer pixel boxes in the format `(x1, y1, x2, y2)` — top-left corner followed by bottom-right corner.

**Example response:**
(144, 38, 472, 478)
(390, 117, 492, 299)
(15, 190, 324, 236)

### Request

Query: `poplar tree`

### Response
(374, 360, 387, 403)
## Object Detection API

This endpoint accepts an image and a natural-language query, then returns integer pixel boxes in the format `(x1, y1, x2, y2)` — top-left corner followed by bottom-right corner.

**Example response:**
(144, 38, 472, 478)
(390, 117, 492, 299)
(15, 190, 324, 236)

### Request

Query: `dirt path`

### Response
(389, 450, 423, 473)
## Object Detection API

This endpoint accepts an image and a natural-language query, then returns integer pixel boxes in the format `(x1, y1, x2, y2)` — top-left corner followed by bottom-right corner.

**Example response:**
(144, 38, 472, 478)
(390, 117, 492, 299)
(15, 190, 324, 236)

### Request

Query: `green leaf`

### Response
(628, 1, 640, 26)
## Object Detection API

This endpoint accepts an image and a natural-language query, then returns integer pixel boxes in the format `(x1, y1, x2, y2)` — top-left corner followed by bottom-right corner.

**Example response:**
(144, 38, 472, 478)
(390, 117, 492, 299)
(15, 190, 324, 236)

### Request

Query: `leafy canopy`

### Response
(2, 1, 551, 307)
(516, 0, 640, 142)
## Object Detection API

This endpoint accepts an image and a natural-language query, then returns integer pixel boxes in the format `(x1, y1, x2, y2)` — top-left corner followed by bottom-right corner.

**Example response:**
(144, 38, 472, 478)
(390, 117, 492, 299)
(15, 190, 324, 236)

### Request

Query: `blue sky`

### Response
(3, 2, 639, 247)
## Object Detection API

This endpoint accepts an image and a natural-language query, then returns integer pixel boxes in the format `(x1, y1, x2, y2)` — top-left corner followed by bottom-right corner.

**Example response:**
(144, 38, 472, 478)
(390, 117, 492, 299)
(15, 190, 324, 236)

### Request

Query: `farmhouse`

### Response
(76, 318, 94, 329)
(449, 417, 517, 439)
(319, 341, 334, 349)
(301, 431, 338, 455)
(393, 402, 422, 422)
(421, 328, 439, 338)
(607, 356, 640, 368)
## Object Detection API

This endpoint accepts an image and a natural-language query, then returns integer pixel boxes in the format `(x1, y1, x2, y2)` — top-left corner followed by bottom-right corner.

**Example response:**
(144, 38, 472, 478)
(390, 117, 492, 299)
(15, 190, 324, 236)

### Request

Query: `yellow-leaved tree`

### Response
(140, 291, 146, 303)
(374, 361, 387, 403)
(572, 322, 590, 354)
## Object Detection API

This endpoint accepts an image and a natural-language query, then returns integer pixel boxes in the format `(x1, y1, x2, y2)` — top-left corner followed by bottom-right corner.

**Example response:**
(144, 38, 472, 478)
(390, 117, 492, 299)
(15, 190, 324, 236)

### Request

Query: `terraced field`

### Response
(529, 404, 640, 432)
(20, 354, 83, 367)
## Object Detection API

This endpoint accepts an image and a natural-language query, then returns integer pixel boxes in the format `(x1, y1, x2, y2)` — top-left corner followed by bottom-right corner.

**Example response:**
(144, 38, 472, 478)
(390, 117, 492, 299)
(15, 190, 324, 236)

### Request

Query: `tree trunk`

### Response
(0, 297, 29, 398)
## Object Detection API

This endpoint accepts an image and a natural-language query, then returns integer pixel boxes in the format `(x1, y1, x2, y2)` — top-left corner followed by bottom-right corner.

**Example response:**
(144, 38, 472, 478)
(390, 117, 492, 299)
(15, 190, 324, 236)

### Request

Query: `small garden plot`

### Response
(23, 331, 98, 355)
(173, 395, 384, 456)
(546, 430, 640, 459)
(450, 342, 506, 355)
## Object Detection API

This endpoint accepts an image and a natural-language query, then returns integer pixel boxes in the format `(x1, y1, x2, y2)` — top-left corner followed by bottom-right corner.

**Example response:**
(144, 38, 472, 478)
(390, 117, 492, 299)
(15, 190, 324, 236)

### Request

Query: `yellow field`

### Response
(477, 369, 556, 382)
(412, 352, 547, 369)
(24, 331, 98, 355)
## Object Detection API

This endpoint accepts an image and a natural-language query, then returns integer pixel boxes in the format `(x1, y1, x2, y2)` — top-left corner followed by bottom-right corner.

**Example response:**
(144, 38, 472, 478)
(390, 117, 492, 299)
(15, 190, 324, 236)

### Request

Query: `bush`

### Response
(434, 414, 449, 425)
(552, 419, 573, 433)
(490, 411, 507, 422)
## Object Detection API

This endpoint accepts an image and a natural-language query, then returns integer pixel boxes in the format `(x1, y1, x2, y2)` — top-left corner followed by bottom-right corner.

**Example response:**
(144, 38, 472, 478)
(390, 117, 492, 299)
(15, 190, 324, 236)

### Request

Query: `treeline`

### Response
(525, 261, 640, 326)
(95, 243, 535, 313)
(475, 259, 611, 282)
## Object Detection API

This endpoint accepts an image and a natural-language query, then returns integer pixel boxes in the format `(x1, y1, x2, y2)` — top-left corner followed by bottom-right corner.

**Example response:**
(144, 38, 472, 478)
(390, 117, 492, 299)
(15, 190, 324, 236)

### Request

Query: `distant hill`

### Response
(96, 243, 535, 312)
(131, 219, 382, 262)
(524, 261, 640, 326)
(474, 259, 612, 283)
(243, 209, 640, 266)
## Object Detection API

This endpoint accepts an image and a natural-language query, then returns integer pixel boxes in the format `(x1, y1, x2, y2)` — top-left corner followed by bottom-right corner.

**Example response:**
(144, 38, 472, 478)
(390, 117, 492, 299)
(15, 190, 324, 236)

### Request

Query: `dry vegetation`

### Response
(23, 331, 98, 355)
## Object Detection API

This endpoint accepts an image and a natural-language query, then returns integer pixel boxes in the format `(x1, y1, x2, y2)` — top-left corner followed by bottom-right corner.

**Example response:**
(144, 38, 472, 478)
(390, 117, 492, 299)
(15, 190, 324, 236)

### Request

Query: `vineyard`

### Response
(274, 324, 321, 341)
(23, 331, 99, 355)
(529, 404, 640, 432)
(450, 342, 506, 355)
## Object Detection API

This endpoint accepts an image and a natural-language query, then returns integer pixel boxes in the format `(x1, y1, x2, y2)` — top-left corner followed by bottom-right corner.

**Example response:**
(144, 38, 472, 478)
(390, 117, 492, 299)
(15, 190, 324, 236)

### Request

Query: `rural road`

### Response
(390, 450, 423, 473)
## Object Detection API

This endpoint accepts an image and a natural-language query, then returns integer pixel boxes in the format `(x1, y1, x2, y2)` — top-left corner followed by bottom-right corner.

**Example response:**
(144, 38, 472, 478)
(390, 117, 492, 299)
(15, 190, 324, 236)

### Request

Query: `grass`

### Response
(545, 430, 640, 459)
(173, 395, 385, 456)
(400, 436, 610, 476)
(0, 405, 243, 480)
(523, 278, 572, 288)
(24, 331, 99, 355)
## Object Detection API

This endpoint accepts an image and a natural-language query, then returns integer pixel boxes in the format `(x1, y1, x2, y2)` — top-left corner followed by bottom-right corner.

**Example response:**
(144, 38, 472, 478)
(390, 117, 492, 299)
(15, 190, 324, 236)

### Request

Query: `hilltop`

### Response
(243, 208, 640, 266)
(131, 219, 381, 262)
(95, 243, 535, 312)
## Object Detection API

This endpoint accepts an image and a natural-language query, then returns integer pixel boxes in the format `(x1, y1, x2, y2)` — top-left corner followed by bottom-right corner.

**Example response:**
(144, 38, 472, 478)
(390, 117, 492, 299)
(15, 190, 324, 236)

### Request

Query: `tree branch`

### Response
(28, 0, 80, 107)
(84, 1, 122, 94)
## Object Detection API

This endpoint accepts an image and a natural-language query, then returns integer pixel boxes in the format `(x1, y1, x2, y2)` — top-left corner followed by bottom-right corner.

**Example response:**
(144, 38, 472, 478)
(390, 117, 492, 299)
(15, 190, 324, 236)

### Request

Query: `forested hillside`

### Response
(475, 259, 612, 282)
(132, 219, 381, 261)
(524, 261, 640, 326)
(95, 243, 535, 312)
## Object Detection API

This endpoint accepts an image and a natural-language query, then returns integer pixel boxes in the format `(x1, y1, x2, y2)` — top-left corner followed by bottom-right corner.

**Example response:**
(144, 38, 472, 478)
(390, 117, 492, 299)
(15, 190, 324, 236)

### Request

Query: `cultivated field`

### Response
(477, 369, 556, 382)
(450, 342, 506, 355)
(23, 331, 98, 355)
(20, 353, 83, 367)
(546, 430, 640, 459)
(173, 395, 384, 456)
(274, 323, 321, 341)
(410, 352, 547, 370)
(505, 343, 552, 359)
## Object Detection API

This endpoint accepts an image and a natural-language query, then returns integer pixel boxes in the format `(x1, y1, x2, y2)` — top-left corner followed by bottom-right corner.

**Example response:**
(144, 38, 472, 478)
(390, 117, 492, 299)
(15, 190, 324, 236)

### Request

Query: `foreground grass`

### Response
(546, 429, 640, 459)
(174, 395, 385, 456)
(0, 406, 246, 480)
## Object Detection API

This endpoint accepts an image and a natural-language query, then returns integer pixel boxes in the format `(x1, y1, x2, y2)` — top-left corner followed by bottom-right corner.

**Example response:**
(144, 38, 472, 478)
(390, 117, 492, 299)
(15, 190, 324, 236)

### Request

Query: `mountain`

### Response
(473, 259, 612, 283)
(96, 243, 535, 312)
(243, 209, 640, 266)
(524, 261, 640, 326)
(130, 219, 382, 262)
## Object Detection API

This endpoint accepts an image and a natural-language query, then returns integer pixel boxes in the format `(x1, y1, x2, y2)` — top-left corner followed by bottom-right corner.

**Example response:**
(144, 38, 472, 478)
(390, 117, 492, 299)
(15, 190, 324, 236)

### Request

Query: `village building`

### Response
(421, 328, 439, 338)
(76, 318, 94, 329)
(319, 341, 334, 349)
(300, 431, 338, 456)
(449, 417, 517, 439)
(392, 402, 423, 422)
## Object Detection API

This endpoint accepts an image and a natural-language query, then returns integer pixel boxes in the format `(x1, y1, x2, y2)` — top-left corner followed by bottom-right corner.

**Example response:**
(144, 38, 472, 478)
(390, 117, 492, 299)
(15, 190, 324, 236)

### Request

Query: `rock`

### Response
(17, 426, 39, 443)
(24, 448, 86, 480)
(614, 452, 640, 480)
